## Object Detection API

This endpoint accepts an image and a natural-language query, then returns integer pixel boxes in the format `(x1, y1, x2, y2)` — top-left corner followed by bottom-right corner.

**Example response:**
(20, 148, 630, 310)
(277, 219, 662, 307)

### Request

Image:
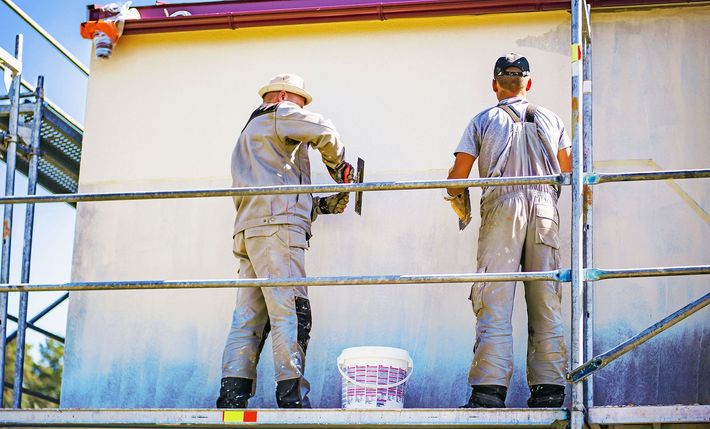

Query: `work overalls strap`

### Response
(489, 102, 560, 201)
(498, 103, 537, 124)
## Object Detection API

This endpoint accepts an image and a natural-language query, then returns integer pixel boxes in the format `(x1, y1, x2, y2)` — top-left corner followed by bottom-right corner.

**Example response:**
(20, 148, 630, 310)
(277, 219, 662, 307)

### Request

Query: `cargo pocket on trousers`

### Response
(534, 204, 560, 249)
(275, 225, 309, 250)
(244, 225, 281, 278)
(289, 226, 309, 250)
(469, 266, 486, 318)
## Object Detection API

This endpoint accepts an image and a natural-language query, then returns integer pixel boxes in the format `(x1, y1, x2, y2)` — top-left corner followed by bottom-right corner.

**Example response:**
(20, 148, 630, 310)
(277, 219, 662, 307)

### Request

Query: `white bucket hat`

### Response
(258, 73, 313, 105)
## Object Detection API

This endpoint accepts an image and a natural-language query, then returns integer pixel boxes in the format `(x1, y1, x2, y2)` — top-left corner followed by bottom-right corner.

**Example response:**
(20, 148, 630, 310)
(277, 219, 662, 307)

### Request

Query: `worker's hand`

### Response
(449, 193, 466, 220)
(327, 161, 354, 184)
(446, 188, 472, 230)
(314, 192, 350, 215)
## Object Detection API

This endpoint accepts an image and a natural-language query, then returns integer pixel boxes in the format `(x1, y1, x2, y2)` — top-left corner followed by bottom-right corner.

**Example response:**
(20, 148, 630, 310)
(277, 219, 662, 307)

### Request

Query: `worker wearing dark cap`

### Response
(445, 53, 572, 408)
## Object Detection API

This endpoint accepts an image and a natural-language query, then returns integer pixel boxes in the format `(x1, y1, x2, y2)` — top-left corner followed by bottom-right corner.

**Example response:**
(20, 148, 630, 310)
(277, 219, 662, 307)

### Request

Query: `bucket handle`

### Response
(337, 358, 413, 390)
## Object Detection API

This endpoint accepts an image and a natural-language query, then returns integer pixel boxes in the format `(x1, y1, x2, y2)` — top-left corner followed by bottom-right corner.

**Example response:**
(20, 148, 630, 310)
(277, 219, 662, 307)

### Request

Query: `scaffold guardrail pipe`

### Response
(586, 168, 710, 184)
(0, 270, 566, 293)
(0, 167, 704, 206)
(585, 265, 710, 280)
(0, 265, 707, 293)
(0, 175, 566, 205)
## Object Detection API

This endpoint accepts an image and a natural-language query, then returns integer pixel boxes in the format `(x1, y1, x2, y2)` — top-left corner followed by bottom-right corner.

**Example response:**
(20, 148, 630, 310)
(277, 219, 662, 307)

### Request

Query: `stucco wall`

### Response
(62, 6, 709, 408)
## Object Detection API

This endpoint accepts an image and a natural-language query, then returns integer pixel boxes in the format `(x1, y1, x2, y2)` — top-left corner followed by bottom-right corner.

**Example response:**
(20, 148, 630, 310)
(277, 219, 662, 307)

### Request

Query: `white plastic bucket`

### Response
(337, 346, 413, 409)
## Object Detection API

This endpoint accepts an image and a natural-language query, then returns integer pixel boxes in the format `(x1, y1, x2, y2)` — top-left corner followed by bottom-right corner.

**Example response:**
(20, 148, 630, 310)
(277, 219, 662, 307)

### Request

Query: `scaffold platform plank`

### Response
(588, 405, 710, 424)
(0, 408, 568, 428)
(0, 101, 82, 196)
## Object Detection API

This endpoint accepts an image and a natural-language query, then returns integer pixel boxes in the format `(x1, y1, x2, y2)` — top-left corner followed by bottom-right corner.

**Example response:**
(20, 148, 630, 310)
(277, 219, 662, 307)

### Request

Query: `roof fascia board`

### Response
(87, 0, 709, 35)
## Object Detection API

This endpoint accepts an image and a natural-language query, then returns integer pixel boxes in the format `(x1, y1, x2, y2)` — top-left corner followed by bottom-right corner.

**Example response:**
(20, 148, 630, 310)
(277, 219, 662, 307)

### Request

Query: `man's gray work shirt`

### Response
(454, 97, 571, 204)
(231, 101, 345, 237)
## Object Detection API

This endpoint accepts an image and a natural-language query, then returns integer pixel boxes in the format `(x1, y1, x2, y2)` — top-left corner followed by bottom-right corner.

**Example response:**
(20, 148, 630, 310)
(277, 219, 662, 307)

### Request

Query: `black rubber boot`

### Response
(528, 384, 565, 408)
(460, 385, 507, 408)
(276, 378, 311, 408)
(216, 377, 253, 409)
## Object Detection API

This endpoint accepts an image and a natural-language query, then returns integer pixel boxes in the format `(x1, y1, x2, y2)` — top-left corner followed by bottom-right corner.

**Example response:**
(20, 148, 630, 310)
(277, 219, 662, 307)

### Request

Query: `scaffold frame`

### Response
(0, 0, 708, 427)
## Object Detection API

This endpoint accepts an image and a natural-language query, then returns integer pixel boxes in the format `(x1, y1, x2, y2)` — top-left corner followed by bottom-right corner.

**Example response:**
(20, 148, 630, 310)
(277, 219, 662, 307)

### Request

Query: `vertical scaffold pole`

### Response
(12, 76, 44, 408)
(581, 0, 594, 413)
(570, 0, 585, 427)
(0, 34, 23, 409)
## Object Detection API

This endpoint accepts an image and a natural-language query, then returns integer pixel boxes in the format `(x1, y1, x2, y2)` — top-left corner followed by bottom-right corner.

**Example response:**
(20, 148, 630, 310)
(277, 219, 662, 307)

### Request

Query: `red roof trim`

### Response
(87, 0, 705, 35)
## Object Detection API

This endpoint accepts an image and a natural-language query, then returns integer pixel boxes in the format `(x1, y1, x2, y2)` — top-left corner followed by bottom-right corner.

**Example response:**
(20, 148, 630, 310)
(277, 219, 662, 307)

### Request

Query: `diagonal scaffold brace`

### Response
(567, 291, 710, 383)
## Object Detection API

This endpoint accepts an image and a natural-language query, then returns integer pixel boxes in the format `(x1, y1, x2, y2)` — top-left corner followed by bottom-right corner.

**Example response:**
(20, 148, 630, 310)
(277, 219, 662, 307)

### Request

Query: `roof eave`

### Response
(86, 0, 708, 35)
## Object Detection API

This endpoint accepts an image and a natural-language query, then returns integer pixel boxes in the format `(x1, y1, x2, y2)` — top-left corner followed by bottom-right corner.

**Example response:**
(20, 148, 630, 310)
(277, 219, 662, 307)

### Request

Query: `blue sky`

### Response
(0, 0, 175, 357)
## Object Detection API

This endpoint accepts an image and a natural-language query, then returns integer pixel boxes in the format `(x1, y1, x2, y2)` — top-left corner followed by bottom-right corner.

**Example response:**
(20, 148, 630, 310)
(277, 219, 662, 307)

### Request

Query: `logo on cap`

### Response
(494, 53, 530, 77)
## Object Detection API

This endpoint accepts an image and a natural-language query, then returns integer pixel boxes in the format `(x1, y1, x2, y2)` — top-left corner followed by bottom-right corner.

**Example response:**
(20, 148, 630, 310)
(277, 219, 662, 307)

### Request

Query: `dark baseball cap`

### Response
(494, 53, 530, 77)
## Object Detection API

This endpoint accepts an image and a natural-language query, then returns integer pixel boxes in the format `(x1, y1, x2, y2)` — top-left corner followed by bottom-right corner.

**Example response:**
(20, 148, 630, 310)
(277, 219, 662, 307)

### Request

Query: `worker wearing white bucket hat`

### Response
(218, 73, 353, 409)
(258, 73, 313, 105)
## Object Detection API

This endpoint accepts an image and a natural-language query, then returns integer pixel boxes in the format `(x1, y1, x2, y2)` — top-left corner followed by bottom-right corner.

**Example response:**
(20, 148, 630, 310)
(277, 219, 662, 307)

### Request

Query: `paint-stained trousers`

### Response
(469, 189, 567, 387)
(221, 224, 312, 394)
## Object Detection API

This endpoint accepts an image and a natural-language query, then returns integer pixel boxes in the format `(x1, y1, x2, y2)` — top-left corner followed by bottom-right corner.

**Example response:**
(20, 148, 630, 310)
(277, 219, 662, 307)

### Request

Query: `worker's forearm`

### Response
(446, 178, 466, 197)
(447, 154, 476, 196)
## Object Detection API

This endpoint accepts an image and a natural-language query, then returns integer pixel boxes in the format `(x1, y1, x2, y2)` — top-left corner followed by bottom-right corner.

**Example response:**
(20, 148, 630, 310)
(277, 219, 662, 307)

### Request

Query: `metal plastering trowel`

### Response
(354, 157, 364, 215)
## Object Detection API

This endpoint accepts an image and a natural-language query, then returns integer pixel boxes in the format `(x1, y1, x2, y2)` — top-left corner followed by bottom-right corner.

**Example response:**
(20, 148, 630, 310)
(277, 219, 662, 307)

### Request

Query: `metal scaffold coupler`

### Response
(23, 146, 41, 156)
(15, 141, 32, 156)
(2, 132, 17, 148)
(561, 172, 572, 185)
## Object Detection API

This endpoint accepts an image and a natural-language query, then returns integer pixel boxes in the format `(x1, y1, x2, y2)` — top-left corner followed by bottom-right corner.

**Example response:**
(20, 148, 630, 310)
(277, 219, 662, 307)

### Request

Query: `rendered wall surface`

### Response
(62, 6, 709, 408)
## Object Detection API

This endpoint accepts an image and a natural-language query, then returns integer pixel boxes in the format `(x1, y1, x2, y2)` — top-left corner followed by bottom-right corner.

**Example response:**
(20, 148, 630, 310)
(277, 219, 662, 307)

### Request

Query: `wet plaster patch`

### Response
(515, 23, 568, 56)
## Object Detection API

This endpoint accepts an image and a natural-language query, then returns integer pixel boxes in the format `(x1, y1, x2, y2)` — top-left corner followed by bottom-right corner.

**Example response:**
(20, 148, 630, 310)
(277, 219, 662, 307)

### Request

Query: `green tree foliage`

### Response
(3, 338, 63, 408)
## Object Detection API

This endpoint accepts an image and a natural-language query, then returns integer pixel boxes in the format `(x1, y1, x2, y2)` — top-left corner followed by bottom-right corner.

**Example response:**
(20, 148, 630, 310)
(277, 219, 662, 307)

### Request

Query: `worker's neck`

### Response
(497, 91, 526, 102)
